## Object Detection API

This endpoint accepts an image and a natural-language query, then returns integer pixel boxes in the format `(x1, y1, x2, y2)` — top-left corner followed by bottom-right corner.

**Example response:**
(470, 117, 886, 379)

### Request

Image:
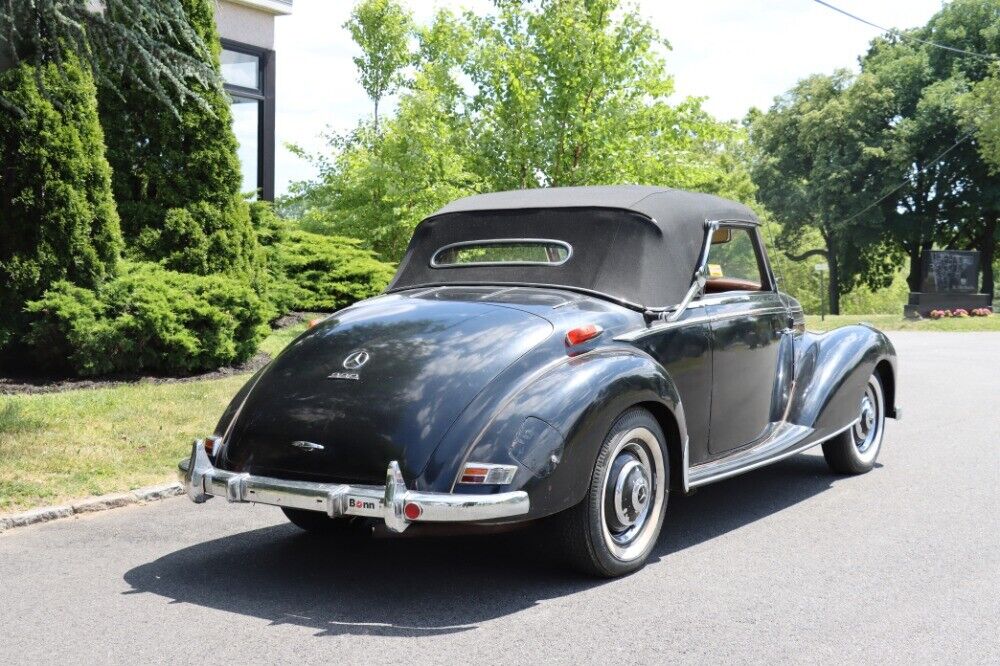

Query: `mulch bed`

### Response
(0, 352, 272, 396)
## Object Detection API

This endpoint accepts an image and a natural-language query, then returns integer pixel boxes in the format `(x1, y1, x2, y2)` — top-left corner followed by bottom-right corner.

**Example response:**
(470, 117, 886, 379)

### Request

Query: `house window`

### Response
(221, 40, 275, 200)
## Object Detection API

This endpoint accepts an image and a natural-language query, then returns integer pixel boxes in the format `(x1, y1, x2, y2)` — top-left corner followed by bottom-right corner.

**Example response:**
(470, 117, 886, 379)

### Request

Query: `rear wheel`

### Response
(281, 507, 371, 537)
(552, 407, 669, 577)
(822, 373, 886, 474)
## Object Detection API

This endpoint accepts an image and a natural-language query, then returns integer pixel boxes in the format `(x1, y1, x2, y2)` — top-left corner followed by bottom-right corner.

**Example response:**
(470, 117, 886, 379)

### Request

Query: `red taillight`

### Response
(565, 324, 603, 347)
(403, 502, 423, 520)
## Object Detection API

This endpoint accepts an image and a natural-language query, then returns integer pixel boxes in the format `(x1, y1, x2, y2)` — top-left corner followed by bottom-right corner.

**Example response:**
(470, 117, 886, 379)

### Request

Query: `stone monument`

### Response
(904, 250, 991, 317)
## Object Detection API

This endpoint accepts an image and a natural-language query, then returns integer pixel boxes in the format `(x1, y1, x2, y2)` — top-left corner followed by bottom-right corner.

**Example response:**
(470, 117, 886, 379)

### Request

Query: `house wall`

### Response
(216, 1, 276, 50)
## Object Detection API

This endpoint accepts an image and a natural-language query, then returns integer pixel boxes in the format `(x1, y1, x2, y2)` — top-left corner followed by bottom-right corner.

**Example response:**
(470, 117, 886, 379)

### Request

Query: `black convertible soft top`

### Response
(387, 185, 759, 309)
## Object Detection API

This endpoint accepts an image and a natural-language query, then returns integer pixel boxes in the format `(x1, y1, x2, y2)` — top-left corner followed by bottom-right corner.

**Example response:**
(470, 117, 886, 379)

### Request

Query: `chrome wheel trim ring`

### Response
(598, 426, 666, 562)
(852, 377, 884, 463)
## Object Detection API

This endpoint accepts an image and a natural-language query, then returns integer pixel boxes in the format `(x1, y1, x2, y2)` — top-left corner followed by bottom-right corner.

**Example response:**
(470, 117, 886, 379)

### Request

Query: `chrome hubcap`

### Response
(599, 427, 666, 562)
(853, 383, 881, 455)
(608, 457, 651, 532)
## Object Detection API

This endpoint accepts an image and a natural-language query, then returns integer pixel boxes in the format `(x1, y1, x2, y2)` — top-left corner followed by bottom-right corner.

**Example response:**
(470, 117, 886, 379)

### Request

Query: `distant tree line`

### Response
(749, 0, 1000, 314)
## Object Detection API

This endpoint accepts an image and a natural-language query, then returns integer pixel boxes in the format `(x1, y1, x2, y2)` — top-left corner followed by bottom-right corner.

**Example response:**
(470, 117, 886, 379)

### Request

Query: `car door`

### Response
(631, 311, 714, 465)
(703, 225, 792, 456)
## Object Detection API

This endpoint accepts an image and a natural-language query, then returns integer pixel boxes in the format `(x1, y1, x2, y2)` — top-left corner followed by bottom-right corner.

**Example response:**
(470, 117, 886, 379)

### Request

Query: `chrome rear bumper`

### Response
(178, 440, 529, 533)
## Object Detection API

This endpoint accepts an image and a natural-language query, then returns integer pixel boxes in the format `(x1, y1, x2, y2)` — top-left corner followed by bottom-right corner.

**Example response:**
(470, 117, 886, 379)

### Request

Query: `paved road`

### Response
(2, 332, 998, 664)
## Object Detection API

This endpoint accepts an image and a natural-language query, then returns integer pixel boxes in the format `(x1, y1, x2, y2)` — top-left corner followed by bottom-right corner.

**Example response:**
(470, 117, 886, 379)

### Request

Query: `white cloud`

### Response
(274, 0, 945, 196)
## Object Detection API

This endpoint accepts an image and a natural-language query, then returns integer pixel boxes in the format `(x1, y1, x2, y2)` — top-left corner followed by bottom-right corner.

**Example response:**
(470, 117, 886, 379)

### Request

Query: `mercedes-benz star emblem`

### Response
(342, 349, 370, 370)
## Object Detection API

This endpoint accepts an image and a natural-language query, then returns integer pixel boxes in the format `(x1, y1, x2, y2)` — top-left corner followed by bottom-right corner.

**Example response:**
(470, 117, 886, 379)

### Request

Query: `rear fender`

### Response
(789, 324, 898, 438)
(454, 348, 686, 519)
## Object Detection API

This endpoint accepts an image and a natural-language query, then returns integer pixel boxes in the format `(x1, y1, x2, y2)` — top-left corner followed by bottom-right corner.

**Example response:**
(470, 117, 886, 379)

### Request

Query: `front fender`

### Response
(789, 324, 898, 438)
(435, 348, 686, 520)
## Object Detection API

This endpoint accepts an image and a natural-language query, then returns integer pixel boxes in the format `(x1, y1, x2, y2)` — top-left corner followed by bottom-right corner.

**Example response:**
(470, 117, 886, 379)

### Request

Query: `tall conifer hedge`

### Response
(0, 55, 122, 352)
(99, 0, 257, 276)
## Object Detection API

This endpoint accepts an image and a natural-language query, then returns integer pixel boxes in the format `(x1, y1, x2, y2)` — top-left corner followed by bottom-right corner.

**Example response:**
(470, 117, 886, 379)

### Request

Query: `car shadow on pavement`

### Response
(123, 453, 837, 637)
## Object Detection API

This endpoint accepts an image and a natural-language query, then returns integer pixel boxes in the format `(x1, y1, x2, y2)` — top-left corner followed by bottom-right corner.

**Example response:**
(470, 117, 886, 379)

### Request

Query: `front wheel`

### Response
(551, 407, 669, 577)
(822, 373, 886, 474)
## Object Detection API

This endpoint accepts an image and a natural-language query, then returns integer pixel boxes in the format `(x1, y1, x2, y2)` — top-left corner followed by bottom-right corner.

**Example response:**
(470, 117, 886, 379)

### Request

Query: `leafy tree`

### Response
(284, 0, 755, 262)
(97, 0, 258, 277)
(748, 71, 899, 314)
(0, 0, 219, 116)
(345, 0, 413, 133)
(465, 0, 751, 195)
(752, 0, 1000, 305)
(860, 0, 1000, 295)
(0, 53, 122, 355)
(959, 64, 1000, 174)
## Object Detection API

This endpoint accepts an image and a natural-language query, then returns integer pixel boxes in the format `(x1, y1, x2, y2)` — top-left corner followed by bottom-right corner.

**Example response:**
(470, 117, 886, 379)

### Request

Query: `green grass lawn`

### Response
(0, 322, 308, 513)
(804, 313, 1000, 332)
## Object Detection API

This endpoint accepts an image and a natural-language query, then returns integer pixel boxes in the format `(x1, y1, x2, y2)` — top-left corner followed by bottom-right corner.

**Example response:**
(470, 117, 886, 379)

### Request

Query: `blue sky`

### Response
(272, 0, 946, 196)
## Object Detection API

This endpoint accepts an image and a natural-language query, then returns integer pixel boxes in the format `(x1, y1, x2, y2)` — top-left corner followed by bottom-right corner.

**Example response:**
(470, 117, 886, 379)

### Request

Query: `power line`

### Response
(811, 0, 1000, 61)
(834, 131, 975, 228)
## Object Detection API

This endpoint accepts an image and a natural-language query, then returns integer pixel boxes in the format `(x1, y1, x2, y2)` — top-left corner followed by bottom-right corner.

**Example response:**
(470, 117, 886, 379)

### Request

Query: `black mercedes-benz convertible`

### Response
(181, 185, 900, 577)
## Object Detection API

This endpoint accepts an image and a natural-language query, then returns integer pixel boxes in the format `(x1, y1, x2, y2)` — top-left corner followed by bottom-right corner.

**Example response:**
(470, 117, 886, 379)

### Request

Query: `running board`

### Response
(686, 422, 821, 489)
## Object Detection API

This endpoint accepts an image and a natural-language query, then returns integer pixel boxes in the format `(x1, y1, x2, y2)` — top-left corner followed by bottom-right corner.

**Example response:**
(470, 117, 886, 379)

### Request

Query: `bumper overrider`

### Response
(178, 440, 530, 533)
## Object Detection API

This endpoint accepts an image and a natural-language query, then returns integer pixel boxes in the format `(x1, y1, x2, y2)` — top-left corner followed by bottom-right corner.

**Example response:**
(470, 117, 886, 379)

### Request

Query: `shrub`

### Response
(248, 201, 299, 315)
(98, 0, 258, 277)
(24, 262, 272, 376)
(0, 54, 122, 352)
(275, 230, 396, 311)
(952, 308, 970, 318)
(971, 307, 992, 317)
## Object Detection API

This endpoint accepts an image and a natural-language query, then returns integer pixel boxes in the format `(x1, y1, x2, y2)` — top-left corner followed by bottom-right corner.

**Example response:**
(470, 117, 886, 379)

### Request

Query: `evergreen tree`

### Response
(98, 0, 257, 276)
(0, 54, 122, 353)
(1, 0, 219, 117)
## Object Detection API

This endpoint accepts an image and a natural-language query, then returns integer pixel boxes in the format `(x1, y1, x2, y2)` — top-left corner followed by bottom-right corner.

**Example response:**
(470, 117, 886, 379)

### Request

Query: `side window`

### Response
(704, 228, 766, 294)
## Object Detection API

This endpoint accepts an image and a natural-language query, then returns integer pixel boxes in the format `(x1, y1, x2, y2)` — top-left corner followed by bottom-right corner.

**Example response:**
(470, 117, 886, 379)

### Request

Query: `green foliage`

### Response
(98, 0, 258, 276)
(747, 70, 900, 314)
(345, 0, 414, 131)
(249, 201, 395, 313)
(751, 0, 1000, 309)
(859, 0, 1000, 294)
(959, 63, 1000, 174)
(0, 0, 220, 117)
(0, 55, 122, 352)
(283, 0, 755, 263)
(274, 231, 396, 312)
(23, 262, 272, 376)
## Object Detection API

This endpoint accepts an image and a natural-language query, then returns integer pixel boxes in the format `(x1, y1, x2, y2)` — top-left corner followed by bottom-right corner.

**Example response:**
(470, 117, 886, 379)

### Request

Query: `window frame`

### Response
(702, 223, 776, 294)
(430, 239, 574, 268)
(220, 39, 276, 200)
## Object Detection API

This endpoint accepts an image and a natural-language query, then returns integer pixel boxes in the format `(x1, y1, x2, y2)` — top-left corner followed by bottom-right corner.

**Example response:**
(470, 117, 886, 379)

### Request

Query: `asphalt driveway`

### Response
(2, 332, 998, 664)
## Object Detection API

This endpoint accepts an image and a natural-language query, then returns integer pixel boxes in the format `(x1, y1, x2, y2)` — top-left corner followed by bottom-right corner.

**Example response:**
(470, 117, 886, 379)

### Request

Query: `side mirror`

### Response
(711, 228, 732, 244)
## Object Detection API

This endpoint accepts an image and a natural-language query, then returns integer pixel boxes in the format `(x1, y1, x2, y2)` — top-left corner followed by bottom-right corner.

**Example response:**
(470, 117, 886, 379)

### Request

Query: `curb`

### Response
(0, 482, 184, 533)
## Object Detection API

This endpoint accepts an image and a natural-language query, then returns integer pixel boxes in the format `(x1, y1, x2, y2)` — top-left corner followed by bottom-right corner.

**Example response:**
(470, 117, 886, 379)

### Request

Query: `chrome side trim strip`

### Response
(685, 418, 860, 490)
(615, 306, 790, 342)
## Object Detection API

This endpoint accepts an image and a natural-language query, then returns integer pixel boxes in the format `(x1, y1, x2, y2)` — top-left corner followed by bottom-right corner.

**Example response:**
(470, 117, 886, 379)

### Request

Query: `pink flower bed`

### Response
(929, 308, 992, 319)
